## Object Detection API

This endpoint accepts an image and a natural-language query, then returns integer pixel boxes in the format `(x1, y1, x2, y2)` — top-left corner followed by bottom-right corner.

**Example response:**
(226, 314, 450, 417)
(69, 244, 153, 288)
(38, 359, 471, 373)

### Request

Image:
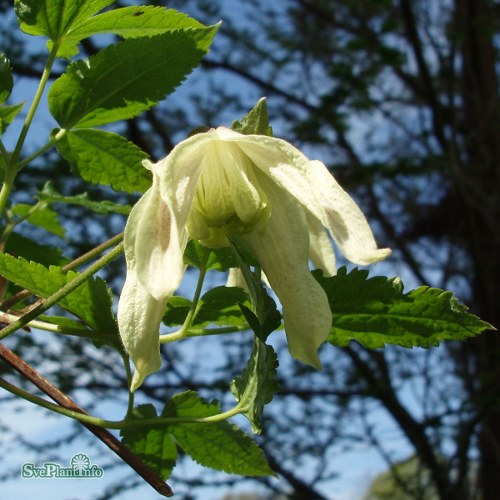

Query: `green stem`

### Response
(160, 325, 248, 344)
(0, 138, 8, 162)
(0, 200, 45, 246)
(0, 45, 59, 219)
(16, 135, 59, 170)
(0, 376, 242, 429)
(0, 167, 16, 222)
(0, 241, 124, 341)
(0, 311, 116, 342)
(161, 248, 210, 343)
(0, 232, 124, 312)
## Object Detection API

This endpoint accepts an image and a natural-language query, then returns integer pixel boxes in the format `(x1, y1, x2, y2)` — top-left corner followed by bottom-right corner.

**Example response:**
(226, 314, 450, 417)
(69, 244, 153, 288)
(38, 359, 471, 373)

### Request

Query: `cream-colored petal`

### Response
(155, 131, 216, 233)
(125, 174, 185, 301)
(244, 173, 331, 369)
(307, 212, 336, 276)
(226, 267, 248, 289)
(117, 268, 167, 391)
(233, 135, 391, 265)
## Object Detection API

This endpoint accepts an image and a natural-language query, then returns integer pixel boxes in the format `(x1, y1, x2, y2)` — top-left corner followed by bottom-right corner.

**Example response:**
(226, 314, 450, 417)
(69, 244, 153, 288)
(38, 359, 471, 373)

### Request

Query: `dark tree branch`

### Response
(0, 343, 173, 497)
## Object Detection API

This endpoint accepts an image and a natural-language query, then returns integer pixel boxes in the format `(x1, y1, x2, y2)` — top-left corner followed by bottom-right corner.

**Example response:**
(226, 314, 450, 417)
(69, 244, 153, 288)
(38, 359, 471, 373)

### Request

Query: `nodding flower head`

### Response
(118, 127, 391, 390)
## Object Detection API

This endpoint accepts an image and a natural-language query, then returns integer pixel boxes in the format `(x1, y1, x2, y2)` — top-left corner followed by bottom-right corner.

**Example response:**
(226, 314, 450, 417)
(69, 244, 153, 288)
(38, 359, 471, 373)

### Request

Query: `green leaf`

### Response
(0, 253, 117, 333)
(58, 5, 210, 58)
(0, 103, 24, 135)
(12, 203, 65, 238)
(4, 232, 68, 266)
(48, 27, 218, 129)
(163, 391, 274, 476)
(39, 182, 131, 215)
(120, 404, 177, 481)
(184, 240, 234, 271)
(230, 240, 281, 342)
(0, 53, 13, 104)
(14, 0, 115, 41)
(163, 287, 251, 328)
(232, 98, 273, 136)
(314, 267, 494, 349)
(230, 337, 280, 434)
(54, 129, 151, 193)
(162, 296, 192, 327)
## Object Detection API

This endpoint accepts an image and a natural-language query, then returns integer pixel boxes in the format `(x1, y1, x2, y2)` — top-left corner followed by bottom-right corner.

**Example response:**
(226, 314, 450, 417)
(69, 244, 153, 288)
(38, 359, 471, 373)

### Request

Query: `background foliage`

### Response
(0, 0, 498, 498)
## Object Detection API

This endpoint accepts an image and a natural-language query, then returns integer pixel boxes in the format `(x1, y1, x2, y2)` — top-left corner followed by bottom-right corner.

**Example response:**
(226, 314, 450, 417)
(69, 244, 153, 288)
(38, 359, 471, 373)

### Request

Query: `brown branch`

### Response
(399, 0, 449, 151)
(0, 343, 173, 497)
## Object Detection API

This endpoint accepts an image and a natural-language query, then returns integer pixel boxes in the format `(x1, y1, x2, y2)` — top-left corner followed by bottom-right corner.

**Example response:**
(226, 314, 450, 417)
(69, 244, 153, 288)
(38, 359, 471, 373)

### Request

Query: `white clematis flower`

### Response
(118, 127, 391, 390)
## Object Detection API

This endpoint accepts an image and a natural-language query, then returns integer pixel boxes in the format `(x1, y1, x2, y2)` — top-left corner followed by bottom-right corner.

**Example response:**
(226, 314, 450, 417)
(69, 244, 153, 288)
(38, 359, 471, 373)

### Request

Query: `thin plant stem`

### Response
(0, 343, 173, 497)
(0, 232, 124, 311)
(0, 241, 124, 341)
(0, 376, 242, 428)
(160, 247, 210, 343)
(160, 324, 249, 344)
(0, 45, 59, 219)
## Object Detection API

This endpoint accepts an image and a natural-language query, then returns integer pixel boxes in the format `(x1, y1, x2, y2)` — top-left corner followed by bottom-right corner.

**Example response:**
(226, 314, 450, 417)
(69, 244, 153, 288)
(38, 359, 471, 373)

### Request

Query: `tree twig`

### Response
(0, 343, 173, 497)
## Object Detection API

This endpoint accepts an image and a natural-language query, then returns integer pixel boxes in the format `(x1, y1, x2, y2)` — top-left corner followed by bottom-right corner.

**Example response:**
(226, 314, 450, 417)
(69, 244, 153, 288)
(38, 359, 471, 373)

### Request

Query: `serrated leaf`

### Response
(120, 404, 177, 481)
(0, 103, 24, 135)
(58, 6, 209, 58)
(5, 232, 68, 266)
(0, 253, 117, 333)
(12, 203, 65, 238)
(163, 287, 251, 328)
(229, 240, 281, 342)
(54, 129, 151, 193)
(0, 53, 13, 104)
(39, 182, 131, 215)
(230, 337, 280, 434)
(163, 391, 274, 476)
(184, 240, 256, 272)
(48, 27, 218, 129)
(232, 98, 273, 136)
(315, 267, 493, 349)
(162, 296, 192, 327)
(14, 0, 115, 41)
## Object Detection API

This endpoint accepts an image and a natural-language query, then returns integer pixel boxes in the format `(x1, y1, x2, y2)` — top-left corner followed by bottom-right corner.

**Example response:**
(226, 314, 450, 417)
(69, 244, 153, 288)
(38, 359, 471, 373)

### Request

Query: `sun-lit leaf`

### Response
(232, 97, 273, 136)
(4, 232, 68, 266)
(48, 27, 218, 129)
(314, 267, 494, 349)
(163, 391, 274, 476)
(0, 103, 24, 135)
(0, 253, 116, 333)
(57, 5, 211, 57)
(12, 203, 65, 238)
(39, 182, 131, 215)
(54, 129, 151, 193)
(163, 286, 251, 328)
(120, 404, 177, 481)
(230, 336, 280, 434)
(0, 53, 13, 104)
(14, 0, 114, 41)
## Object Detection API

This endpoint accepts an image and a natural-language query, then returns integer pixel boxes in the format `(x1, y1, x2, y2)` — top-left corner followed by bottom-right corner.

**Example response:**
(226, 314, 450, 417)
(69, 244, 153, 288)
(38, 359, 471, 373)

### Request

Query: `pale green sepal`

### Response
(235, 137, 391, 265)
(127, 171, 185, 301)
(117, 269, 165, 392)
(307, 212, 336, 276)
(245, 174, 331, 369)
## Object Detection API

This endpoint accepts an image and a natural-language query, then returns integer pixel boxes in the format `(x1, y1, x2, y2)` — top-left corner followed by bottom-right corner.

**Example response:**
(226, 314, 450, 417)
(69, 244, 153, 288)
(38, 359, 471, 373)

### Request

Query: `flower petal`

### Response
(155, 131, 217, 233)
(244, 173, 331, 369)
(125, 173, 185, 301)
(307, 212, 336, 276)
(233, 135, 391, 265)
(117, 268, 166, 391)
